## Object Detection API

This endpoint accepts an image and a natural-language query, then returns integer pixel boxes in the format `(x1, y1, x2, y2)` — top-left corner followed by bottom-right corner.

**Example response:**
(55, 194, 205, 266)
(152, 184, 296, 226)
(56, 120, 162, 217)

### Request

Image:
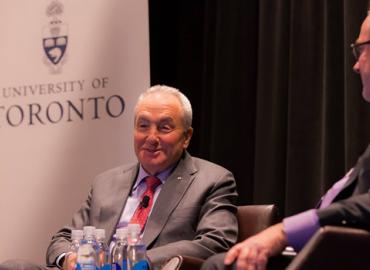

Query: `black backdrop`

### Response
(149, 0, 370, 217)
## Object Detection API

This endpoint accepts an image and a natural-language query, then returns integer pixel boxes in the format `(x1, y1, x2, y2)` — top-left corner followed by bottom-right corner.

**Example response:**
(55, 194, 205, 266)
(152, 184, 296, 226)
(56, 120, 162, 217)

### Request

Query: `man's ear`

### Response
(183, 127, 193, 148)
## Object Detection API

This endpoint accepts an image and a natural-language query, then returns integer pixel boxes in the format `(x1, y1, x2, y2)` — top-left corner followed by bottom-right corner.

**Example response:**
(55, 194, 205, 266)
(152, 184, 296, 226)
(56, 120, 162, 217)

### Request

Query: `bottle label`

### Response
(101, 264, 111, 270)
(111, 263, 121, 270)
(133, 260, 149, 270)
(76, 263, 98, 270)
(123, 259, 128, 270)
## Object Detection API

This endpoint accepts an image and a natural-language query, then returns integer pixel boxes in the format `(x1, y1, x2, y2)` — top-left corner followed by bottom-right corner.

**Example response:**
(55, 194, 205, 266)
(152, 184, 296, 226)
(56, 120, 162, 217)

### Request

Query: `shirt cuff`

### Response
(283, 209, 320, 251)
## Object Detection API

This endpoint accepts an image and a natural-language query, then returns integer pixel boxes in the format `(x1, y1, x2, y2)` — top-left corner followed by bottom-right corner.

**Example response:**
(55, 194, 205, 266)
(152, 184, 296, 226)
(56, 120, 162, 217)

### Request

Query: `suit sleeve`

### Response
(146, 170, 238, 269)
(45, 188, 92, 266)
(317, 191, 370, 229)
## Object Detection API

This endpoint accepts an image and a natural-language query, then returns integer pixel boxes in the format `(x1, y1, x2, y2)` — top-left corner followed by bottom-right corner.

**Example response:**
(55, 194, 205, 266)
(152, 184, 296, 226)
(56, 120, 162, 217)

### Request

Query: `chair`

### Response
(160, 204, 279, 270)
(236, 204, 279, 241)
(286, 225, 370, 270)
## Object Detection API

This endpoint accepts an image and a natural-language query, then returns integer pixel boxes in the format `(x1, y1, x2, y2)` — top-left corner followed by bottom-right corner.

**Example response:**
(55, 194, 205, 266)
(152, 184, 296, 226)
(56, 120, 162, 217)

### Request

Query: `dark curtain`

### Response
(149, 0, 370, 217)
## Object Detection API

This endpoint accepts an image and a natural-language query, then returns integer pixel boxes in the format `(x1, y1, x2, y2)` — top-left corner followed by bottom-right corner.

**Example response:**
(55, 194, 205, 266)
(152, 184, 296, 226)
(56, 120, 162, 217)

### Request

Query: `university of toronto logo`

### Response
(42, 0, 68, 73)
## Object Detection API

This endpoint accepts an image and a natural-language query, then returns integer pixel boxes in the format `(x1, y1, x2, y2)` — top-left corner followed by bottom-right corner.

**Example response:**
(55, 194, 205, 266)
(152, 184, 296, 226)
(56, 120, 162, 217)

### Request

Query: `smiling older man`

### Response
(44, 85, 238, 270)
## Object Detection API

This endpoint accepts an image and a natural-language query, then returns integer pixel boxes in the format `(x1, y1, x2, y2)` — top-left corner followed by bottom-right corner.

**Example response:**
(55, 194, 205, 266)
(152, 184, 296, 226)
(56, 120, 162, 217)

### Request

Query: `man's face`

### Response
(134, 93, 193, 175)
(353, 15, 370, 102)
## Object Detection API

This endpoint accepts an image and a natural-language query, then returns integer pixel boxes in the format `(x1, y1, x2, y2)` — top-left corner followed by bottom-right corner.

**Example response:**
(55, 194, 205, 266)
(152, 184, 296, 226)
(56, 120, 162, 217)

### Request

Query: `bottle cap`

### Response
(71, 229, 83, 240)
(116, 227, 128, 239)
(83, 226, 96, 238)
(95, 228, 106, 240)
(128, 223, 140, 235)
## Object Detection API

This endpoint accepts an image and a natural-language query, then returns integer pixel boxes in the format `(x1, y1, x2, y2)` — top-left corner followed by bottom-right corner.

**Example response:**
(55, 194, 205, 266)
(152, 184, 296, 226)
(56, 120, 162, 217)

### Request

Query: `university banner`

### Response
(0, 0, 149, 262)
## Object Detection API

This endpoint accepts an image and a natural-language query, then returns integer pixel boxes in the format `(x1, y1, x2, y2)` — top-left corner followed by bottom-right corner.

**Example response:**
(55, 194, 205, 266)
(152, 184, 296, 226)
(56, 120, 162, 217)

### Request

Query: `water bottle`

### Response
(110, 233, 117, 263)
(95, 228, 110, 270)
(71, 229, 83, 253)
(68, 229, 83, 269)
(111, 227, 128, 270)
(76, 226, 98, 270)
(127, 224, 151, 270)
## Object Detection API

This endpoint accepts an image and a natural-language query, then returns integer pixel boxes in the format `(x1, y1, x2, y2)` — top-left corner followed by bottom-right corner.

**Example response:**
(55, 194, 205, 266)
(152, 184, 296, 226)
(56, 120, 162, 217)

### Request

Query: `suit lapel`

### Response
(353, 150, 370, 195)
(335, 144, 370, 201)
(142, 152, 197, 247)
(103, 164, 139, 242)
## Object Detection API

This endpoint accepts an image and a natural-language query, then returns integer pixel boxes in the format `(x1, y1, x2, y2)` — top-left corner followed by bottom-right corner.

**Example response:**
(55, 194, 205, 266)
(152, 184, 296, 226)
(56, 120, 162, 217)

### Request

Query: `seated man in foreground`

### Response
(46, 85, 238, 270)
(201, 11, 370, 270)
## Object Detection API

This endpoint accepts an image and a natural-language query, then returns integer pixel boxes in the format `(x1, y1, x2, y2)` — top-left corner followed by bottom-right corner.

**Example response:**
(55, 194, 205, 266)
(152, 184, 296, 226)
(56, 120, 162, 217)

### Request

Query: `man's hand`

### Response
(62, 253, 77, 270)
(224, 223, 288, 270)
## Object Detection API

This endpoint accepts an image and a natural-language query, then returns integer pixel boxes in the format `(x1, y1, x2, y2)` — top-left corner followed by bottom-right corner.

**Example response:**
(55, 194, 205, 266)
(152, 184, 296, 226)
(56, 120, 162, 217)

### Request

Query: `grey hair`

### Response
(135, 85, 193, 130)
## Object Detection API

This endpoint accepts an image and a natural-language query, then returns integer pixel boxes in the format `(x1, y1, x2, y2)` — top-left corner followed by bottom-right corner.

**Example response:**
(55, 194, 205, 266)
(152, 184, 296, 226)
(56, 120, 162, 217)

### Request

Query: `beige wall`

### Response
(0, 0, 149, 263)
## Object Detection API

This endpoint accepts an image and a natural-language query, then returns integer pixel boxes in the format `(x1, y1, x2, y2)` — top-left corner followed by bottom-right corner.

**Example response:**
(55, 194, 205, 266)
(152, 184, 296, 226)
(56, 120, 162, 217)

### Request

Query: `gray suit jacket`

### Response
(46, 152, 238, 268)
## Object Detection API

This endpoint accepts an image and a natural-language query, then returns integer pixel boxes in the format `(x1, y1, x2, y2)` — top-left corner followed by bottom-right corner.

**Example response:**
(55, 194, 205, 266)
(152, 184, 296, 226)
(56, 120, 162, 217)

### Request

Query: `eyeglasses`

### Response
(351, 40, 370, 61)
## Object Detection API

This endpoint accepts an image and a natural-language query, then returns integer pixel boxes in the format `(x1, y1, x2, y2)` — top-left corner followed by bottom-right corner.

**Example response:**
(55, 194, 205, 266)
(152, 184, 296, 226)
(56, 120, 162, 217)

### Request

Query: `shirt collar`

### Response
(133, 164, 176, 190)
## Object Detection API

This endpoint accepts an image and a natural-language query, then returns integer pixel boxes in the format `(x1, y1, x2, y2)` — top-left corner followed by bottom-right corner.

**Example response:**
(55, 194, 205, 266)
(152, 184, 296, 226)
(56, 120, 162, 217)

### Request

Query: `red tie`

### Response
(130, 176, 162, 232)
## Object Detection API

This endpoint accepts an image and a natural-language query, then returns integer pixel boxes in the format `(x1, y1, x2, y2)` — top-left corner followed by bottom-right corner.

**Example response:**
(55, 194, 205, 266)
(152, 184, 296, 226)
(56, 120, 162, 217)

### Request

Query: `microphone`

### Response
(140, 195, 150, 208)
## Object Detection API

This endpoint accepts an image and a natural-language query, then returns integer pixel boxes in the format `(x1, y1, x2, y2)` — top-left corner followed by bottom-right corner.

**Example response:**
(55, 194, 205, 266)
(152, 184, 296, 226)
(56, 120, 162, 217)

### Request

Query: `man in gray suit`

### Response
(47, 85, 238, 269)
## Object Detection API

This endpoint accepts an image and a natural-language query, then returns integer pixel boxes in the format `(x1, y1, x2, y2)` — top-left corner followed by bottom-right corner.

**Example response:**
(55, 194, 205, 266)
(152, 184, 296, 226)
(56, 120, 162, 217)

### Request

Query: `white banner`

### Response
(0, 0, 149, 263)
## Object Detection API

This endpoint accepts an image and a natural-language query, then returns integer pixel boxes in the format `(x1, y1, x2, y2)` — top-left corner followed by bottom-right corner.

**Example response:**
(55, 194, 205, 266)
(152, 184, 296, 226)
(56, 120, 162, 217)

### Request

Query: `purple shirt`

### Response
(283, 168, 353, 250)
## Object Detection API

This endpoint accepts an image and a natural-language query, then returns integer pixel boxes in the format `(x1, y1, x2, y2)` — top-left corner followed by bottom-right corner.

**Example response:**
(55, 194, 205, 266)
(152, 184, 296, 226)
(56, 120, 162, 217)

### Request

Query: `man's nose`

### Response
(353, 61, 360, 73)
(146, 128, 159, 141)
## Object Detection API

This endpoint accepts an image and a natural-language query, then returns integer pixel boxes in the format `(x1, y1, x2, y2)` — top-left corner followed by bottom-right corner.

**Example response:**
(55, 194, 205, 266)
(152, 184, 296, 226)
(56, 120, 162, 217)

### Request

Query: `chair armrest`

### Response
(160, 255, 204, 270)
(287, 225, 370, 270)
(160, 204, 279, 270)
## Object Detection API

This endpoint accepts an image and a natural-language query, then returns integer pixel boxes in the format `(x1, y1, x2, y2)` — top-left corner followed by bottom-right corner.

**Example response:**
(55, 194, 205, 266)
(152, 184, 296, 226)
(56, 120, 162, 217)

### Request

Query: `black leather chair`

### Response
(160, 204, 279, 270)
(286, 225, 370, 270)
